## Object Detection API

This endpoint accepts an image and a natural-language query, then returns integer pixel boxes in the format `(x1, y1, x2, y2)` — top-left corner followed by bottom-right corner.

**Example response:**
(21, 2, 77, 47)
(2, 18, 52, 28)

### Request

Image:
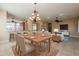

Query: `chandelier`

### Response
(29, 3, 40, 22)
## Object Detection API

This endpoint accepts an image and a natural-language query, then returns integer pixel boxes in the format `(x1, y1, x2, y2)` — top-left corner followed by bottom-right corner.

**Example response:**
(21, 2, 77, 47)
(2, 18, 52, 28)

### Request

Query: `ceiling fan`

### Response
(55, 17, 63, 23)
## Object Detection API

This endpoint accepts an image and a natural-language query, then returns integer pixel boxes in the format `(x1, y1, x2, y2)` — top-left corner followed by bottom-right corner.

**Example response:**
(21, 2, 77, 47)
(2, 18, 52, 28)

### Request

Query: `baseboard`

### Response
(70, 35, 79, 38)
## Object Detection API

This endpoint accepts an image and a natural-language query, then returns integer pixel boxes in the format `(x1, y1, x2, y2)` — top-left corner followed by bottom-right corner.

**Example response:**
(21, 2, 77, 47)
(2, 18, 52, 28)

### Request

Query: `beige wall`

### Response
(39, 20, 48, 30)
(26, 19, 48, 31)
(0, 10, 9, 43)
(23, 17, 78, 37)
(52, 18, 78, 36)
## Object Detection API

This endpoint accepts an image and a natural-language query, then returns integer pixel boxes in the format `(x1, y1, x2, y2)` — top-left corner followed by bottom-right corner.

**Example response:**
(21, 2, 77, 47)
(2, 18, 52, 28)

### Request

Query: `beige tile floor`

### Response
(55, 37, 79, 56)
(0, 37, 79, 56)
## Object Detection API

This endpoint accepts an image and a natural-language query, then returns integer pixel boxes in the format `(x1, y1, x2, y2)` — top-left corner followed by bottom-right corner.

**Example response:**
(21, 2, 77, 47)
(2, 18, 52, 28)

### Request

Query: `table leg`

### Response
(31, 41, 33, 44)
(35, 42, 40, 54)
(48, 38, 51, 52)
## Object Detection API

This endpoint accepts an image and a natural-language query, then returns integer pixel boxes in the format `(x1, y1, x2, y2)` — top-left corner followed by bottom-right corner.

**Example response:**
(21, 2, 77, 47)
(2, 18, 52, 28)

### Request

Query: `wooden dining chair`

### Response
(9, 32, 15, 42)
(15, 34, 35, 56)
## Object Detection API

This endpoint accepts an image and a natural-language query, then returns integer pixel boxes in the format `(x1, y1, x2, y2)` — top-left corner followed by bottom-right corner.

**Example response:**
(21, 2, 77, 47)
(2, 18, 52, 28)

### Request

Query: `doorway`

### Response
(48, 23, 52, 33)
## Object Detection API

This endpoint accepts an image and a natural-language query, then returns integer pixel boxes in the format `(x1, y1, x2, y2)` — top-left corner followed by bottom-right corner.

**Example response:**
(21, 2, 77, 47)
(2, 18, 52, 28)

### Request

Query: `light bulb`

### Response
(29, 17, 32, 19)
(31, 18, 33, 20)
(32, 16, 35, 19)
(32, 13, 34, 15)
(39, 18, 40, 20)
(37, 17, 39, 19)
(37, 14, 39, 16)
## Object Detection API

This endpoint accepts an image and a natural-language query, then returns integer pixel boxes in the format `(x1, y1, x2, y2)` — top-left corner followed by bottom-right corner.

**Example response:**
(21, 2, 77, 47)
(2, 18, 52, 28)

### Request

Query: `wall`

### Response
(26, 19, 48, 31)
(52, 18, 78, 36)
(27, 19, 33, 31)
(21, 17, 78, 37)
(37, 20, 48, 31)
(0, 10, 9, 43)
(78, 20, 79, 33)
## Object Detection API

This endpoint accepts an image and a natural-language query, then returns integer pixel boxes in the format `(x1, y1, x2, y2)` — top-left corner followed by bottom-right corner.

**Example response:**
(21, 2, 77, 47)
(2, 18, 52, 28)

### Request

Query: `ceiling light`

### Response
(29, 3, 41, 22)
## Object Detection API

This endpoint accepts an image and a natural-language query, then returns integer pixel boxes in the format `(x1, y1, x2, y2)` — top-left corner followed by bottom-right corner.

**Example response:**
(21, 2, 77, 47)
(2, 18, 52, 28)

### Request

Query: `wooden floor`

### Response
(0, 37, 79, 56)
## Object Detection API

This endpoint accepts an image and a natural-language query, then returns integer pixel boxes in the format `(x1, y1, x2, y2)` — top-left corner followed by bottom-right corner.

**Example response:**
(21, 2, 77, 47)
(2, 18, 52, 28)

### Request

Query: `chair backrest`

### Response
(16, 34, 26, 53)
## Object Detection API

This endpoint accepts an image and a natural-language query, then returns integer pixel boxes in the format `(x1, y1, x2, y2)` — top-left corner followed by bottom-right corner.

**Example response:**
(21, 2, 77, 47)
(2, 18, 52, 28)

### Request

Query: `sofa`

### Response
(52, 30, 70, 41)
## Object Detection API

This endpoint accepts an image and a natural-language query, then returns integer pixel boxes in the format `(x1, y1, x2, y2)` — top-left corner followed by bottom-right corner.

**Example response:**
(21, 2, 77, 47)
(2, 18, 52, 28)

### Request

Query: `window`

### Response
(6, 22, 20, 32)
(15, 23, 20, 32)
(32, 24, 37, 32)
(6, 22, 15, 32)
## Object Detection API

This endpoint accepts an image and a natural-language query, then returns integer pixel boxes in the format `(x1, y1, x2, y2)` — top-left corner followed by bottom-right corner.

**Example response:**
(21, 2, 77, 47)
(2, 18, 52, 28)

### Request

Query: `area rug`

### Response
(12, 46, 59, 56)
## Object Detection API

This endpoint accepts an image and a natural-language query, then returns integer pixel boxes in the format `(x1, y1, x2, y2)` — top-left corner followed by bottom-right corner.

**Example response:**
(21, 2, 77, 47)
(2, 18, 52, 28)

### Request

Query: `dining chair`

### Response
(9, 32, 15, 42)
(15, 34, 35, 56)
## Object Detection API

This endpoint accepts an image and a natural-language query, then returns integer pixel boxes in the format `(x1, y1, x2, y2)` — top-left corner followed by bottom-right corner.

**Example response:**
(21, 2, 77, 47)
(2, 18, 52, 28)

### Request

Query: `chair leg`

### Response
(18, 47, 21, 56)
(15, 45, 21, 56)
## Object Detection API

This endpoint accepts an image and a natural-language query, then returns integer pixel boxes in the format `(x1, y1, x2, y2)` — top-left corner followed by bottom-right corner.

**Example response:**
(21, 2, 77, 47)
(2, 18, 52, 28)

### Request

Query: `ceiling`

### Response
(0, 3, 79, 20)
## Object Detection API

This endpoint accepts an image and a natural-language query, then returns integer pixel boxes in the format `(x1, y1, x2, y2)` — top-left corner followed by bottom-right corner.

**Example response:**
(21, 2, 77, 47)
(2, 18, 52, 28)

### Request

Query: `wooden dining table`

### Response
(23, 33, 52, 53)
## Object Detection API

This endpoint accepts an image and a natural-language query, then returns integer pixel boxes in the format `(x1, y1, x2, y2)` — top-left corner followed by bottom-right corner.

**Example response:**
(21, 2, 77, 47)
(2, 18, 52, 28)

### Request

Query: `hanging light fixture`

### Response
(29, 3, 41, 22)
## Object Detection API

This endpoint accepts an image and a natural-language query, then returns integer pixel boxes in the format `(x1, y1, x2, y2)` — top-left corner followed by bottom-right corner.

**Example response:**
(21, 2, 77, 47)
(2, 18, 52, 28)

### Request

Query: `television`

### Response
(60, 24, 68, 30)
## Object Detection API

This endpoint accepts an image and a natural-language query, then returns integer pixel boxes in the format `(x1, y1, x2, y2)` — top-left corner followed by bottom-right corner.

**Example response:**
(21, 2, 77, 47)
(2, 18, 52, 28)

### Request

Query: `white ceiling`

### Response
(0, 3, 79, 20)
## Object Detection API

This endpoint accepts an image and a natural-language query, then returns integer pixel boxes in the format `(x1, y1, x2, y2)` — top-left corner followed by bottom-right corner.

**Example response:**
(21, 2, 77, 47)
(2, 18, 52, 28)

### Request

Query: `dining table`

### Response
(23, 32, 52, 53)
